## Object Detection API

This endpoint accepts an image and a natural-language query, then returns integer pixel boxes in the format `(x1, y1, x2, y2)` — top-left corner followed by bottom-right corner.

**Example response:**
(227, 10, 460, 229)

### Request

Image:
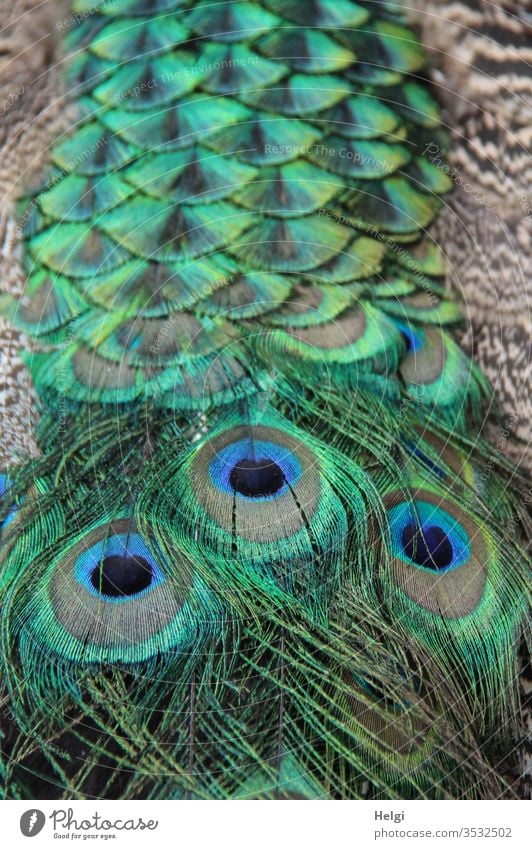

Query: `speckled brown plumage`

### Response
(0, 0, 75, 463)
(2, 0, 526, 798)
(410, 0, 531, 471)
(410, 0, 531, 799)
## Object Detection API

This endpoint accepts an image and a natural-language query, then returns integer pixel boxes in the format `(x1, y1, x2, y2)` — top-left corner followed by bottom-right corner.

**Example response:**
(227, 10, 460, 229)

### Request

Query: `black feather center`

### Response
(229, 458, 285, 498)
(91, 555, 154, 597)
(401, 523, 454, 571)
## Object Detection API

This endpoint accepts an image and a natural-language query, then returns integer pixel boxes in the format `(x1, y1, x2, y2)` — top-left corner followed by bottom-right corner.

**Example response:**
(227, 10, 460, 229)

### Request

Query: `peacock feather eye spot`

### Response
(0, 506, 17, 531)
(193, 423, 348, 557)
(33, 518, 202, 663)
(401, 522, 454, 571)
(90, 554, 154, 598)
(388, 499, 471, 576)
(229, 457, 285, 499)
(208, 434, 300, 501)
(0, 473, 19, 531)
(395, 322, 423, 353)
(74, 530, 165, 604)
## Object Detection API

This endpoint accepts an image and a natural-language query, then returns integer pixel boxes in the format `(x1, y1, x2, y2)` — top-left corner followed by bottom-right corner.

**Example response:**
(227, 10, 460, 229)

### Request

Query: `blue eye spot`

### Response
(395, 321, 423, 353)
(90, 553, 154, 597)
(128, 334, 142, 351)
(0, 473, 19, 531)
(75, 532, 163, 602)
(401, 522, 453, 571)
(229, 457, 285, 498)
(389, 500, 470, 573)
(403, 440, 445, 479)
(0, 474, 10, 498)
(209, 438, 302, 501)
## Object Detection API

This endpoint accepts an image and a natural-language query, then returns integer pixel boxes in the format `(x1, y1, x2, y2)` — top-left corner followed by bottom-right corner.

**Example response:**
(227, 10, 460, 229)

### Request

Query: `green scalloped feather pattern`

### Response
(1, 0, 526, 803)
(16, 0, 460, 422)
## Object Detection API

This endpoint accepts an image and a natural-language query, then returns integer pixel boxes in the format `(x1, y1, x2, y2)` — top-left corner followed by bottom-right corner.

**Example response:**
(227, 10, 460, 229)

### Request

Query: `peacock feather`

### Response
(0, 0, 529, 800)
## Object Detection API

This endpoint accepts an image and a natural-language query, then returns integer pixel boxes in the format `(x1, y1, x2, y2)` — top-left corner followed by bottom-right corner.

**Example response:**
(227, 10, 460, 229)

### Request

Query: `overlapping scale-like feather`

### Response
(1, 0, 528, 802)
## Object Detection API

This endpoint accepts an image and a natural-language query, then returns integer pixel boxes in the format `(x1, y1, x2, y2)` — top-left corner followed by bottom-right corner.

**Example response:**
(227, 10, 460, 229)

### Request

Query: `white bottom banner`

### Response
(0, 800, 528, 848)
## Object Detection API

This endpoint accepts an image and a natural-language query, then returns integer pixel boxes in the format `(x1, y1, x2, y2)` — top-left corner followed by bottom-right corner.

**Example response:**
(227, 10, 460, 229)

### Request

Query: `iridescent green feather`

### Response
(0, 0, 528, 801)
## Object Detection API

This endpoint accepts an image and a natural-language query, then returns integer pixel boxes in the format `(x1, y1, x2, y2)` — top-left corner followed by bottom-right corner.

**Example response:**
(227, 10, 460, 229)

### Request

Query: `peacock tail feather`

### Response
(0, 0, 529, 800)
